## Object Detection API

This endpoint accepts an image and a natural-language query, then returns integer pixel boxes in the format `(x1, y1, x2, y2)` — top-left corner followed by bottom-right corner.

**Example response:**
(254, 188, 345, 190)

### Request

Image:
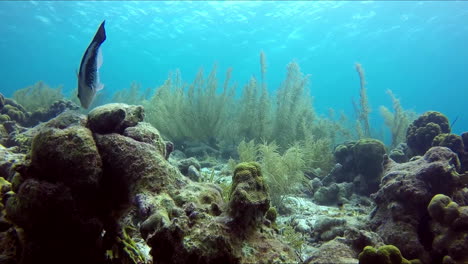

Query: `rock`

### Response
(187, 165, 200, 181)
(169, 149, 186, 161)
(95, 133, 180, 214)
(313, 216, 346, 241)
(333, 139, 386, 195)
(229, 162, 270, 232)
(406, 111, 450, 156)
(26, 100, 80, 127)
(0, 146, 25, 181)
(177, 157, 201, 176)
(30, 126, 102, 199)
(321, 163, 343, 186)
(389, 143, 410, 163)
(165, 141, 174, 160)
(370, 146, 461, 263)
(353, 138, 386, 194)
(461, 132, 468, 152)
(313, 183, 339, 205)
(87, 103, 144, 134)
(432, 133, 467, 172)
(4, 111, 86, 153)
(123, 122, 166, 157)
(304, 239, 358, 264)
(5, 178, 104, 264)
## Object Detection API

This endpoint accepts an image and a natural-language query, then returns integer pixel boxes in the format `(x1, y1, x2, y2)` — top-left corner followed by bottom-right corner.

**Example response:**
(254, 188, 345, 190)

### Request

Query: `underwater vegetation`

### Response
(1, 50, 468, 264)
(12, 81, 64, 113)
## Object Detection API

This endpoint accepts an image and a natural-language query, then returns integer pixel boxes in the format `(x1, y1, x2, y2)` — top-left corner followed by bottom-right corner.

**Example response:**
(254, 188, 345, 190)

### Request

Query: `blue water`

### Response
(1, 1, 467, 135)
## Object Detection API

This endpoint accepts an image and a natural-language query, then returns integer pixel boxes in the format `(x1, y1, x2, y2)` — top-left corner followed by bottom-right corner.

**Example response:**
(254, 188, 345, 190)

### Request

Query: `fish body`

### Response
(77, 21, 106, 109)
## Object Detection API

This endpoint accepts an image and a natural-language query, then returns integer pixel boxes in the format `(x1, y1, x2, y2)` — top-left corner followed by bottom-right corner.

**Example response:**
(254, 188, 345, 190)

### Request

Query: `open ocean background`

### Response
(1, 1, 467, 137)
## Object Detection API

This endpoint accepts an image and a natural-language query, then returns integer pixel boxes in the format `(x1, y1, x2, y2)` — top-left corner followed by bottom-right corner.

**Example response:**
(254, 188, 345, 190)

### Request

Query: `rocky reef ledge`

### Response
(0, 103, 297, 264)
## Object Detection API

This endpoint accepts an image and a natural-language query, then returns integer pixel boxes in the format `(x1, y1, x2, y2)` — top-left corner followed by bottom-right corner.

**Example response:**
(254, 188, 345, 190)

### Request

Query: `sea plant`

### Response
(353, 63, 371, 138)
(272, 62, 314, 149)
(112, 81, 151, 105)
(379, 89, 417, 148)
(258, 141, 306, 208)
(144, 66, 236, 147)
(13, 81, 64, 112)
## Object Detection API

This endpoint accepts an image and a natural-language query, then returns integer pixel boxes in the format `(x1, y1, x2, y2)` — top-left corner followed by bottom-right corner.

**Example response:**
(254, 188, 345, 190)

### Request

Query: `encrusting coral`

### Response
(427, 194, 468, 264)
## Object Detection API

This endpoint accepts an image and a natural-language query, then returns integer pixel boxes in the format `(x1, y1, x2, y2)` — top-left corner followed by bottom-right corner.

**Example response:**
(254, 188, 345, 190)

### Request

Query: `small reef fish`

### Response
(77, 20, 106, 109)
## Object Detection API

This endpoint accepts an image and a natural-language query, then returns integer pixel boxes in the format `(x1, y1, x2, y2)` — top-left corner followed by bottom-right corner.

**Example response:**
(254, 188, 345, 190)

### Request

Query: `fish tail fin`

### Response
(92, 20, 106, 44)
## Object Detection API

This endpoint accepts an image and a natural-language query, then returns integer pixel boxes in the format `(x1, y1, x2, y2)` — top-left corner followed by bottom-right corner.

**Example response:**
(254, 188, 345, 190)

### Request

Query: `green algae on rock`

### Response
(229, 162, 271, 233)
(358, 245, 421, 264)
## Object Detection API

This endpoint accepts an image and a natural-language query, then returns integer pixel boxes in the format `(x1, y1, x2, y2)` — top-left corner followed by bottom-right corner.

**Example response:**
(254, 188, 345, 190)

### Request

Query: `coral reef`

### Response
(370, 147, 462, 263)
(0, 103, 298, 264)
(427, 194, 468, 264)
(406, 111, 450, 156)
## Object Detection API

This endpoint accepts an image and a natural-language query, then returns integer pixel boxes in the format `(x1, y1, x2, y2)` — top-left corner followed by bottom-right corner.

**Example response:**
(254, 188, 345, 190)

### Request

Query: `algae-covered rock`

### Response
(432, 133, 467, 172)
(95, 133, 179, 215)
(432, 133, 464, 158)
(313, 183, 340, 205)
(406, 111, 450, 156)
(358, 245, 421, 264)
(26, 99, 80, 127)
(30, 126, 102, 197)
(177, 157, 201, 176)
(5, 178, 105, 264)
(305, 239, 358, 264)
(353, 139, 386, 182)
(389, 143, 410, 163)
(87, 103, 144, 134)
(229, 162, 270, 232)
(0, 146, 25, 181)
(333, 138, 386, 195)
(123, 122, 166, 157)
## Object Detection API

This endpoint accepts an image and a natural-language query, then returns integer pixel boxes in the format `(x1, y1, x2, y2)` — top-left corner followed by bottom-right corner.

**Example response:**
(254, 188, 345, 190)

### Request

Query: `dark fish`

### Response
(77, 20, 106, 109)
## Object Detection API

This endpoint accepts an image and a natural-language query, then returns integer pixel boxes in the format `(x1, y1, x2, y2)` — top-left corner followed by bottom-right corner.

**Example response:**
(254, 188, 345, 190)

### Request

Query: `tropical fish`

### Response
(77, 20, 106, 109)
